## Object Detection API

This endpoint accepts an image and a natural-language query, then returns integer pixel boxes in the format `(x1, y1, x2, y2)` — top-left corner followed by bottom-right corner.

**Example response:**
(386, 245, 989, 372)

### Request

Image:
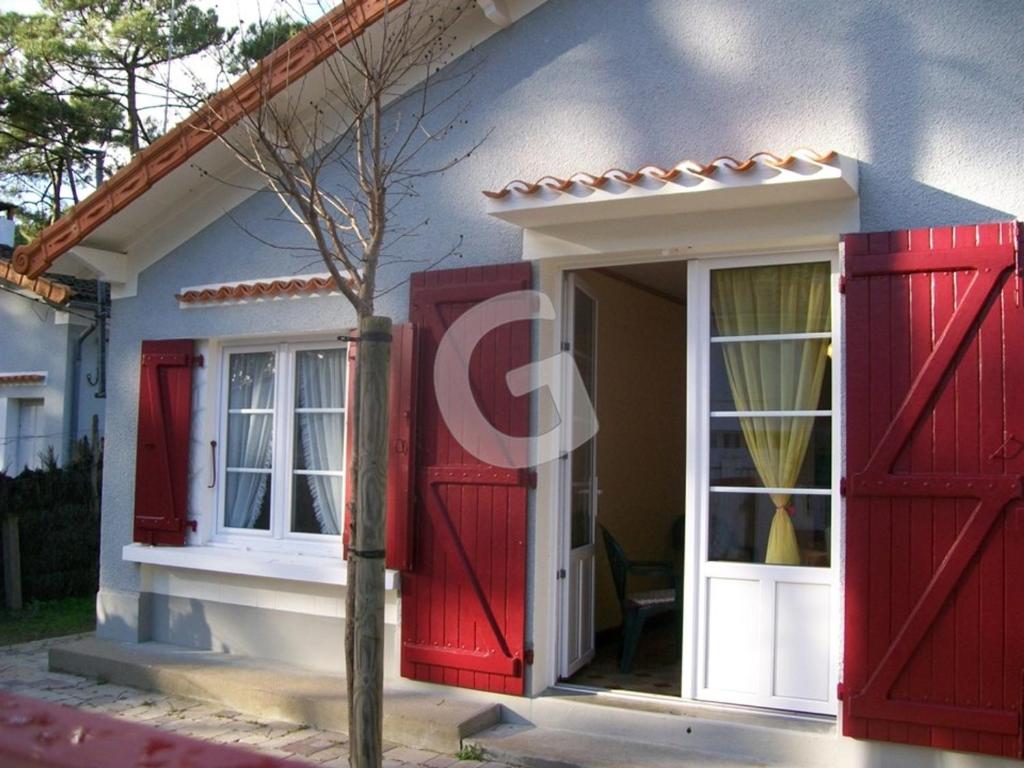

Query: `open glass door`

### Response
(562, 275, 598, 677)
(690, 255, 839, 715)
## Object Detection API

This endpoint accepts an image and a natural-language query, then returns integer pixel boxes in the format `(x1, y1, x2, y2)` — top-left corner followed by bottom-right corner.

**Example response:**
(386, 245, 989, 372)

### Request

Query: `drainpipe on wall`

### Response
(68, 321, 97, 452)
(93, 281, 109, 400)
(68, 282, 108, 451)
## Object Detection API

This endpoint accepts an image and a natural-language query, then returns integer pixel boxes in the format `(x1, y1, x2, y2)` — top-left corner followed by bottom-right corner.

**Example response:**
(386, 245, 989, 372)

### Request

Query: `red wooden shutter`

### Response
(133, 339, 196, 546)
(343, 325, 419, 571)
(385, 323, 418, 571)
(843, 221, 1024, 758)
(402, 262, 532, 695)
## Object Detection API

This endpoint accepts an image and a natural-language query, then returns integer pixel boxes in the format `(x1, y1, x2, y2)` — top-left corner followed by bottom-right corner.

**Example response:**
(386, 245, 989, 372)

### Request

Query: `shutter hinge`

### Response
(838, 274, 847, 294)
(839, 476, 848, 497)
(527, 470, 538, 488)
(185, 519, 198, 533)
(524, 648, 534, 666)
(837, 681, 845, 701)
(190, 354, 204, 368)
(561, 341, 570, 352)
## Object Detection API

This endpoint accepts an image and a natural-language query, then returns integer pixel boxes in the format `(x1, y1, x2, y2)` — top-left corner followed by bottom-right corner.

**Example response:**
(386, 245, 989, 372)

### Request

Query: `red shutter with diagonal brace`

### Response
(843, 221, 1024, 758)
(402, 262, 532, 695)
(133, 339, 196, 546)
(343, 325, 419, 571)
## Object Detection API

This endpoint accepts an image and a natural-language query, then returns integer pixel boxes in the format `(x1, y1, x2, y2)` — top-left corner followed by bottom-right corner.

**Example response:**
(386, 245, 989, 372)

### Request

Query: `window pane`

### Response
(710, 340, 832, 412)
(710, 262, 831, 336)
(294, 414, 345, 472)
(228, 352, 275, 409)
(295, 348, 346, 409)
(224, 471, 271, 530)
(292, 474, 342, 535)
(571, 438, 594, 548)
(708, 492, 830, 567)
(710, 416, 831, 489)
(226, 414, 273, 469)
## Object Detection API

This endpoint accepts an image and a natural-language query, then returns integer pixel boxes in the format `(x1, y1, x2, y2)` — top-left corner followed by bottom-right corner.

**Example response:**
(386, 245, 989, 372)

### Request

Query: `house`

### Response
(10, 0, 1024, 765)
(0, 203, 106, 475)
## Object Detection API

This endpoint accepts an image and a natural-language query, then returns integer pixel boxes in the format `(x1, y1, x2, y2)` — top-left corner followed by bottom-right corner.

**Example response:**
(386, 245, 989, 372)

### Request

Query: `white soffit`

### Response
(484, 150, 859, 230)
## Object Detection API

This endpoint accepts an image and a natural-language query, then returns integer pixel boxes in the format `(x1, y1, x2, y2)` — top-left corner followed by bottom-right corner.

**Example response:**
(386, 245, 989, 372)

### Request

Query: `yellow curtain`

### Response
(711, 263, 831, 565)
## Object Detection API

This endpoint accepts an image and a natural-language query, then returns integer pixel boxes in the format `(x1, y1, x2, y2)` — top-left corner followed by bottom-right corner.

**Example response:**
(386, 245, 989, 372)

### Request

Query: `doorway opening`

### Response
(559, 261, 688, 697)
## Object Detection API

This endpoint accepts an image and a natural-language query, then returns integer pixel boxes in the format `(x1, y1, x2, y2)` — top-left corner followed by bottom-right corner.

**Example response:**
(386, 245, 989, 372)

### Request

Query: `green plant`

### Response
(456, 743, 485, 761)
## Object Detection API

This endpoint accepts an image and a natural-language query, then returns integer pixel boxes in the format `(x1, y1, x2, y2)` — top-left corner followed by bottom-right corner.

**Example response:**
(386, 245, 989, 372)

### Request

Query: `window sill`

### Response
(122, 544, 398, 589)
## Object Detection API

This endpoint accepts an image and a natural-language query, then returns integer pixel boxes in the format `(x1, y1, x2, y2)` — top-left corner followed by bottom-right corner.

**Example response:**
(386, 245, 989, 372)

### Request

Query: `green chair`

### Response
(600, 524, 680, 673)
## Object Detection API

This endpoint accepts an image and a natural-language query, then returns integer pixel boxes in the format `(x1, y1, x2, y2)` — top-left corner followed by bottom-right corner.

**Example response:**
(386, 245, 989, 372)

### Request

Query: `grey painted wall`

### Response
(0, 290, 105, 474)
(99, 0, 1024, 602)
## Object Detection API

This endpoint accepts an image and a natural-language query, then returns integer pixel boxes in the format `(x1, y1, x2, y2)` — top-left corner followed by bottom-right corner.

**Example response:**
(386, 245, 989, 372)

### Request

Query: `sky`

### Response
(0, 0, 331, 130)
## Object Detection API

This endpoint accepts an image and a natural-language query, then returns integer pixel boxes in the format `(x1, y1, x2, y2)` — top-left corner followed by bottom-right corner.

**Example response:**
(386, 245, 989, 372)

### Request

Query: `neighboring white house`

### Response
(0, 205, 106, 475)
(10, 2, 1024, 766)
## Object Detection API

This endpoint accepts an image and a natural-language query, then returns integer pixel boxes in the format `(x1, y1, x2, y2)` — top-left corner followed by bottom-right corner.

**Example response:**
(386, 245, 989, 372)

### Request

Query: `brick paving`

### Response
(0, 635, 512, 768)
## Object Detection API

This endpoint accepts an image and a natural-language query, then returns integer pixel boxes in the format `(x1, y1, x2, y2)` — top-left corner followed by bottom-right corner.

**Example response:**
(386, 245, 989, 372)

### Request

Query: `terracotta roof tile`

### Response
(12, 0, 406, 280)
(0, 374, 45, 386)
(482, 148, 839, 199)
(176, 274, 345, 304)
(0, 258, 74, 305)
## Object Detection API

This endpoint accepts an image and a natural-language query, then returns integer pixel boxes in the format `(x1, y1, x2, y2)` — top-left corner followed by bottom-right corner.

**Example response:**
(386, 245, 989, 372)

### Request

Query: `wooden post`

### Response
(2, 515, 22, 612)
(350, 315, 391, 768)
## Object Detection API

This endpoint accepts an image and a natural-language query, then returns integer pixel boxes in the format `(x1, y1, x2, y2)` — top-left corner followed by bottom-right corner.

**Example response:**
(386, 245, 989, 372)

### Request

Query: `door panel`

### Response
(693, 255, 838, 714)
(562, 277, 597, 676)
(402, 263, 532, 695)
(843, 222, 1024, 758)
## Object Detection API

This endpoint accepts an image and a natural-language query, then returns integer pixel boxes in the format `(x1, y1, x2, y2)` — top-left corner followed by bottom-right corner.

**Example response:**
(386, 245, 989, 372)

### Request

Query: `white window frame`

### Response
(213, 338, 348, 556)
(684, 249, 842, 714)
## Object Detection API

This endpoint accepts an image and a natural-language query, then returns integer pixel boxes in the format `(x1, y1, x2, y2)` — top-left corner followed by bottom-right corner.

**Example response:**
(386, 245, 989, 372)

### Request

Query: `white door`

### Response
(687, 254, 839, 715)
(562, 276, 598, 677)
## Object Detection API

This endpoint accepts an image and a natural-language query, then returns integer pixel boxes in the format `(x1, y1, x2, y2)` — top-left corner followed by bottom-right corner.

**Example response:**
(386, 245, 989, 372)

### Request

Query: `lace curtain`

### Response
(296, 349, 345, 535)
(225, 353, 275, 529)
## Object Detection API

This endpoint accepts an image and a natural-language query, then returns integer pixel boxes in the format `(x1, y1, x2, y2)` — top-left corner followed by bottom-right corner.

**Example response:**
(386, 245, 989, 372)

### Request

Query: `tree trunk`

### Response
(126, 70, 140, 155)
(349, 315, 391, 768)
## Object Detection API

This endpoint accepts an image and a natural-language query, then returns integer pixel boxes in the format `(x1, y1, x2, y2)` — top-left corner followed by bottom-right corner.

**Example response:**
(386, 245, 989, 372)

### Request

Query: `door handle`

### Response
(207, 440, 218, 488)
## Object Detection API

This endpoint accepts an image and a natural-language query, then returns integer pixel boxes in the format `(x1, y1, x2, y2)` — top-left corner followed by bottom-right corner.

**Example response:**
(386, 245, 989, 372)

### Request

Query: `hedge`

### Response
(0, 440, 101, 603)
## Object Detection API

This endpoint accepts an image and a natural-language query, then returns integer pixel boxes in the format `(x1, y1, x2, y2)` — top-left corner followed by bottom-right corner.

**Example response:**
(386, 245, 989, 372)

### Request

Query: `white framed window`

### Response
(215, 339, 348, 553)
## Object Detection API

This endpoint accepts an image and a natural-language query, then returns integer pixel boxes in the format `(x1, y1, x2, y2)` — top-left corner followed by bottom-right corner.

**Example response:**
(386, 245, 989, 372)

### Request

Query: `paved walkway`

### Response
(0, 635, 513, 768)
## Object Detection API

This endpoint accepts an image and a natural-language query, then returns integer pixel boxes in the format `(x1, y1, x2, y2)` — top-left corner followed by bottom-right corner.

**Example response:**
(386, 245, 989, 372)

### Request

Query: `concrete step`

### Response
(498, 689, 840, 768)
(468, 723, 770, 768)
(49, 636, 499, 753)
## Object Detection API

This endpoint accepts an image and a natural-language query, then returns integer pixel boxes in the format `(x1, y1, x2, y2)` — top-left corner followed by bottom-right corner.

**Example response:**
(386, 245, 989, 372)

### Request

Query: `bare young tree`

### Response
(176, 2, 485, 765)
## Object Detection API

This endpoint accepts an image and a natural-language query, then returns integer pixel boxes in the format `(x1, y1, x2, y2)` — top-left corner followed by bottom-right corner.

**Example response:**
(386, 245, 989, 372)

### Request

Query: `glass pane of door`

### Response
(570, 287, 596, 548)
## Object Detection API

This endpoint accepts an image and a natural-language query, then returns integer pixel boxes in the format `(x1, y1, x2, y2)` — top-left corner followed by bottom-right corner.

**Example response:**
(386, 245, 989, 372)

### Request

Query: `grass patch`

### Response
(0, 596, 95, 646)
(456, 743, 485, 761)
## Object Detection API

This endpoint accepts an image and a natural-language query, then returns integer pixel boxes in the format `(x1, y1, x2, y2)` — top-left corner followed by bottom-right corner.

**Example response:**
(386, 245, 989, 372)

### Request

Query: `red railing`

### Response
(0, 691, 304, 767)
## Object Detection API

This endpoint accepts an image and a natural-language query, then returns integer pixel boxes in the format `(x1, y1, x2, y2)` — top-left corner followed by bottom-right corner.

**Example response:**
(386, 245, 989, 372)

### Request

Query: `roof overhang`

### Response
(485, 150, 858, 230)
(12, 0, 549, 297)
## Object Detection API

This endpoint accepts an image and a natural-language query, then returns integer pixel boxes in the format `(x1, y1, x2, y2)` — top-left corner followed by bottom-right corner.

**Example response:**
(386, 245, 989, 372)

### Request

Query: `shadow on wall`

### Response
(853, 5, 1017, 230)
(856, 162, 1015, 232)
